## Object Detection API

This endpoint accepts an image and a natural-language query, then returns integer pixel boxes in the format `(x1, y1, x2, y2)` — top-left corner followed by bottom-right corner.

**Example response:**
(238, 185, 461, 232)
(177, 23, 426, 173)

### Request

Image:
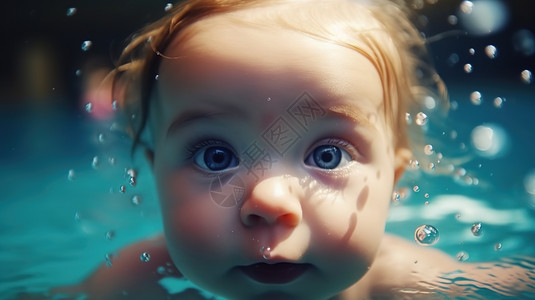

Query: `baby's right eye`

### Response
(192, 145, 239, 172)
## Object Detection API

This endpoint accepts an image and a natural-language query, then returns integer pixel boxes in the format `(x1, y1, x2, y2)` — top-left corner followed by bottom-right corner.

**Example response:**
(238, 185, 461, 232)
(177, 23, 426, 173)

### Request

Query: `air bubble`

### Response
(458, 0, 509, 36)
(427, 163, 435, 172)
(424, 193, 430, 198)
(494, 243, 502, 251)
(460, 1, 473, 14)
(424, 144, 434, 155)
(414, 224, 439, 246)
(105, 231, 115, 240)
(81, 40, 93, 52)
(260, 246, 271, 260)
(424, 96, 436, 110)
(413, 186, 420, 192)
(468, 48, 475, 55)
(67, 169, 76, 181)
(456, 251, 469, 261)
(66, 7, 77, 16)
(484, 45, 498, 59)
(464, 63, 473, 73)
(154, 74, 159, 81)
(105, 253, 114, 267)
(98, 133, 105, 143)
(447, 15, 458, 25)
(164, 3, 173, 11)
(112, 100, 118, 111)
(409, 159, 420, 169)
(447, 53, 459, 66)
(131, 195, 142, 206)
(415, 112, 428, 126)
(493, 97, 504, 108)
(521, 70, 532, 84)
(120, 185, 126, 193)
(140, 252, 151, 262)
(471, 222, 483, 236)
(85, 102, 93, 113)
(129, 177, 137, 187)
(405, 113, 412, 124)
(75, 69, 82, 77)
(470, 91, 482, 105)
(92, 156, 100, 169)
(471, 124, 509, 158)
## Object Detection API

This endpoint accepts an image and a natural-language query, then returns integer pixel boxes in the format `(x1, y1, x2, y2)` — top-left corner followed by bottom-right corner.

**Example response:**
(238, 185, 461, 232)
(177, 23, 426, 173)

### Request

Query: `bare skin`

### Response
(50, 233, 535, 299)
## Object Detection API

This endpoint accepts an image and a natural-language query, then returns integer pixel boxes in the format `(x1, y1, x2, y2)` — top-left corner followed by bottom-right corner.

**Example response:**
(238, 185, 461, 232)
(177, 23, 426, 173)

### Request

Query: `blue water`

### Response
(0, 83, 534, 299)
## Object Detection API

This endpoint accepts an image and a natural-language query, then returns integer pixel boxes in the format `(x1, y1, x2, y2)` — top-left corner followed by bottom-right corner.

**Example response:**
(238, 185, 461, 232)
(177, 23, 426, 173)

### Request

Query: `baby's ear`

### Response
(145, 149, 155, 169)
(394, 147, 411, 184)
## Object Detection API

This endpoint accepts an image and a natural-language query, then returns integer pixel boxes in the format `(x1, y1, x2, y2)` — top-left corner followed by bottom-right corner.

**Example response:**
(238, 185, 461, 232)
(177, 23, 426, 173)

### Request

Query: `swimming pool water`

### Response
(1, 83, 534, 299)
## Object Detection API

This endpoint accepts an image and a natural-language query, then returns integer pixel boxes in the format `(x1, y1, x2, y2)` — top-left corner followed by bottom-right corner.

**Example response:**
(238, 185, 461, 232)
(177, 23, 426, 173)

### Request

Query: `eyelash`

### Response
(184, 138, 232, 161)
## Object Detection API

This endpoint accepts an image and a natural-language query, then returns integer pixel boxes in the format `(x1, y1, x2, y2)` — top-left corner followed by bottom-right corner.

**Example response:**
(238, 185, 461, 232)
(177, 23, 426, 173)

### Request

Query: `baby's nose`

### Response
(240, 176, 302, 227)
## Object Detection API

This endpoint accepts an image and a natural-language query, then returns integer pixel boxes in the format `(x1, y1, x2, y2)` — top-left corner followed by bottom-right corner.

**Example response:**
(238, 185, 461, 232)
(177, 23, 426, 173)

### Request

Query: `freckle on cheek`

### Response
(357, 185, 369, 211)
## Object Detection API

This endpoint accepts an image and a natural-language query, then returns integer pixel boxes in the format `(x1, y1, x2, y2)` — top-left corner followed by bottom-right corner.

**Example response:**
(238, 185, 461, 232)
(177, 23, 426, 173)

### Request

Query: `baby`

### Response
(54, 0, 535, 299)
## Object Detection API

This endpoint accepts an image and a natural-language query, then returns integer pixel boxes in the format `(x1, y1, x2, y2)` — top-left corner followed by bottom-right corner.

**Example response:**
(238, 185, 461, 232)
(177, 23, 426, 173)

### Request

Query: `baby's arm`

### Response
(368, 234, 535, 299)
(50, 235, 205, 299)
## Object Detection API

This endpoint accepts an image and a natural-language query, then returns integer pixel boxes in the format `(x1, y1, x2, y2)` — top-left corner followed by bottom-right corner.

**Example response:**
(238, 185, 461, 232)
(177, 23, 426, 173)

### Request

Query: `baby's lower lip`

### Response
(239, 263, 311, 284)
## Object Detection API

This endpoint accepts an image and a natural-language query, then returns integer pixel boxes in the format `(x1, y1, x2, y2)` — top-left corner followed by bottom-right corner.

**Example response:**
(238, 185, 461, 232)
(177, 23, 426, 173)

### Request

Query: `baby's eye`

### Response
(305, 144, 352, 169)
(193, 146, 239, 171)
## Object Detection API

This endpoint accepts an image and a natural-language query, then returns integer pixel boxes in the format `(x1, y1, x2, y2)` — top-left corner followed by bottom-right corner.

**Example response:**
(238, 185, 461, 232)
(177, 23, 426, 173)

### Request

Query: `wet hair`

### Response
(110, 0, 446, 154)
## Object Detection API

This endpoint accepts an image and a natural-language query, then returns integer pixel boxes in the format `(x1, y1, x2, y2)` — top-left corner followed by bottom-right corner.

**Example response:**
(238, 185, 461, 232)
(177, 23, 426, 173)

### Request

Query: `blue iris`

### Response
(307, 145, 342, 169)
(199, 146, 238, 171)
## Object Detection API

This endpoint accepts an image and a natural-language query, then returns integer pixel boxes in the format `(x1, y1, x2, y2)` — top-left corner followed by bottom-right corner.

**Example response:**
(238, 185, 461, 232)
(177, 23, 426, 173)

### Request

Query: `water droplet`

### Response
(67, 169, 76, 181)
(260, 246, 271, 260)
(131, 195, 142, 206)
(164, 3, 173, 11)
(66, 7, 77, 16)
(424, 144, 434, 155)
(460, 1, 473, 14)
(484, 45, 498, 59)
(85, 102, 93, 113)
(494, 243, 502, 251)
(413, 185, 420, 192)
(521, 69, 532, 84)
(120, 185, 126, 193)
(415, 112, 428, 126)
(140, 252, 151, 262)
(81, 40, 93, 52)
(464, 63, 473, 73)
(105, 231, 115, 240)
(456, 251, 469, 261)
(468, 48, 475, 55)
(471, 222, 483, 236)
(414, 224, 439, 246)
(493, 97, 504, 108)
(447, 15, 458, 25)
(405, 112, 412, 124)
(105, 253, 114, 267)
(470, 91, 482, 105)
(471, 124, 509, 158)
(91, 156, 100, 169)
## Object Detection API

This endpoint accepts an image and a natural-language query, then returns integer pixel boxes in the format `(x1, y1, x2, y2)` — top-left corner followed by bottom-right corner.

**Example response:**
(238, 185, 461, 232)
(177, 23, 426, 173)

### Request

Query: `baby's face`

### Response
(148, 14, 404, 300)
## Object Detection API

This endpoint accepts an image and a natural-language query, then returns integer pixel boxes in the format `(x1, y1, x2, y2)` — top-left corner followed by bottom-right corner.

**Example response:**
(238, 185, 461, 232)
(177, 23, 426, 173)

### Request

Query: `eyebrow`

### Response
(324, 104, 378, 133)
(166, 105, 246, 137)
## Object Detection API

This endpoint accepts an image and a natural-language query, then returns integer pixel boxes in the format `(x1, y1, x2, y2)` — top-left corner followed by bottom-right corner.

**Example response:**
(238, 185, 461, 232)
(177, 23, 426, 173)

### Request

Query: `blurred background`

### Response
(0, 0, 534, 111)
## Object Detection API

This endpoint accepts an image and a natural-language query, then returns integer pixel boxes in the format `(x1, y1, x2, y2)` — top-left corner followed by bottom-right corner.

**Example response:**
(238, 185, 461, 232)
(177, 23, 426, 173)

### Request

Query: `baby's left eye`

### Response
(305, 144, 353, 169)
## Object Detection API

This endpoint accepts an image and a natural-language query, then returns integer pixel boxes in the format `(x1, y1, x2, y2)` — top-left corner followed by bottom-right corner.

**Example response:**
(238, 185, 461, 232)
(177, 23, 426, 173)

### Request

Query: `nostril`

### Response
(244, 214, 265, 227)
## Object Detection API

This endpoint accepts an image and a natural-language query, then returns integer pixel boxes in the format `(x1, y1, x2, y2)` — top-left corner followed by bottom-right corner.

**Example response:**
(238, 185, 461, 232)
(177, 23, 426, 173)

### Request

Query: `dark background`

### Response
(0, 0, 534, 111)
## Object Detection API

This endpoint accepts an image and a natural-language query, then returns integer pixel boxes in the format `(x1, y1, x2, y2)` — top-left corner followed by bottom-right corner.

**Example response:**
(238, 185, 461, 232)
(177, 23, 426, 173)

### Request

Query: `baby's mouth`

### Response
(239, 263, 311, 284)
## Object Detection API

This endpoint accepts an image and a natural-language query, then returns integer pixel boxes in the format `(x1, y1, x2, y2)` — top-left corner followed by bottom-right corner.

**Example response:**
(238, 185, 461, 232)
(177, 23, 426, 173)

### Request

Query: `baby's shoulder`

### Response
(364, 234, 460, 299)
